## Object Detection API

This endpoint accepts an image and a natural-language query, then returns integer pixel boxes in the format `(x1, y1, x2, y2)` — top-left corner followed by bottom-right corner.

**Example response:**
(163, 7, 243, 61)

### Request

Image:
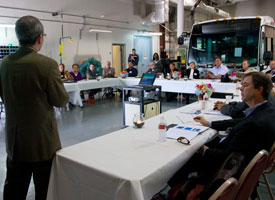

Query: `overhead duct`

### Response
(197, 1, 230, 18)
(142, 0, 169, 26)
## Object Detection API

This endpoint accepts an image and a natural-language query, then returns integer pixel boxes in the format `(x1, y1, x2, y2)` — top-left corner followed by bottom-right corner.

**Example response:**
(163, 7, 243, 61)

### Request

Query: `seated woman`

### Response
(70, 64, 82, 82)
(59, 63, 73, 82)
(86, 63, 100, 99)
(86, 63, 100, 79)
(184, 62, 200, 104)
(166, 62, 179, 101)
(185, 62, 200, 79)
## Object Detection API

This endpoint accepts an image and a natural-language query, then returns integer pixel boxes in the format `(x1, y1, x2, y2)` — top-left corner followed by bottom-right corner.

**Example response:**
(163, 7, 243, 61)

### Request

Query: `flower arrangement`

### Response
(229, 72, 239, 82)
(195, 83, 215, 100)
(172, 71, 182, 80)
(120, 71, 128, 78)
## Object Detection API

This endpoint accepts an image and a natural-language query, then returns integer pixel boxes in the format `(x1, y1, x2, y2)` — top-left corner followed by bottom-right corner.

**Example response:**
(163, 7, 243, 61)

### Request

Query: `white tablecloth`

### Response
(64, 78, 237, 106)
(47, 99, 232, 200)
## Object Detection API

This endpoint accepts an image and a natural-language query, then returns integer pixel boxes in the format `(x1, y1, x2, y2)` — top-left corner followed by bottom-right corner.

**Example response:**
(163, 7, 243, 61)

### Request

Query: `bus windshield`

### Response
(188, 18, 261, 66)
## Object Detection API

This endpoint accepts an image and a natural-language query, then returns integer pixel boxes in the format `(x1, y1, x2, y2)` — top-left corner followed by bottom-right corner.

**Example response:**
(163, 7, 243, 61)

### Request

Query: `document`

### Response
(166, 124, 209, 141)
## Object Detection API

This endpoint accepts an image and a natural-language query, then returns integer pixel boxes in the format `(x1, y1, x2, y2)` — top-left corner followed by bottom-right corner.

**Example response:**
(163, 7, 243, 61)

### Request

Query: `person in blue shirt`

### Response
(126, 62, 138, 77)
(128, 48, 139, 68)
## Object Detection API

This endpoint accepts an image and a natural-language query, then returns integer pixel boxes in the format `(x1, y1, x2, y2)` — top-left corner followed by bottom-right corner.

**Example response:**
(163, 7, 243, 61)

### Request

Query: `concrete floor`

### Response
(0, 97, 274, 199)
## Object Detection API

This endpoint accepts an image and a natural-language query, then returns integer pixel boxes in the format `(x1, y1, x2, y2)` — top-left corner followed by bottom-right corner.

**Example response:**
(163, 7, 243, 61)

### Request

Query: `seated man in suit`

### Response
(168, 72, 275, 199)
(207, 57, 229, 79)
(266, 60, 275, 82)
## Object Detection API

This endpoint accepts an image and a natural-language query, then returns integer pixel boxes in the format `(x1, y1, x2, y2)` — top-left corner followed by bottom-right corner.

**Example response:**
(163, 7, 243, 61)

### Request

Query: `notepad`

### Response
(166, 124, 209, 141)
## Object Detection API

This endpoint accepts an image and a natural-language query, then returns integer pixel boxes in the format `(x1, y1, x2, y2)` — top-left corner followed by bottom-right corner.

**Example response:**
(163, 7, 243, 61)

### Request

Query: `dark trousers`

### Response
(4, 157, 53, 200)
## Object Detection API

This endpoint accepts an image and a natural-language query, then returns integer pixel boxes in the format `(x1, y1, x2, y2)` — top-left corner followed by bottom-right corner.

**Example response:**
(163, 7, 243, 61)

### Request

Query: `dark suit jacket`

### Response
(266, 69, 275, 82)
(0, 47, 69, 162)
(205, 102, 275, 168)
(185, 68, 200, 79)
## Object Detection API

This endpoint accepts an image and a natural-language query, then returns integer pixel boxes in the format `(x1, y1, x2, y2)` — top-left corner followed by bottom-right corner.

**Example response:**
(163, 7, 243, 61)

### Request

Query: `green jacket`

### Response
(0, 47, 69, 162)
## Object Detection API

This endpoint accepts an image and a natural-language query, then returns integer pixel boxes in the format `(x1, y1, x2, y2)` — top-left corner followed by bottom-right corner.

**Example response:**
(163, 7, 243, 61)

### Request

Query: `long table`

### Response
(64, 78, 237, 106)
(47, 99, 232, 200)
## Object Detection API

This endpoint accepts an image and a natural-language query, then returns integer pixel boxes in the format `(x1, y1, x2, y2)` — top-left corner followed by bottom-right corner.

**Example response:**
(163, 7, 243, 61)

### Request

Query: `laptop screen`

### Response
(139, 73, 157, 85)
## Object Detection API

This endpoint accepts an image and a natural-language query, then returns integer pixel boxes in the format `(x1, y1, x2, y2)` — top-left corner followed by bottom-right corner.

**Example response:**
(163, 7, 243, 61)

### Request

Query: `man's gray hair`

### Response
(15, 15, 44, 46)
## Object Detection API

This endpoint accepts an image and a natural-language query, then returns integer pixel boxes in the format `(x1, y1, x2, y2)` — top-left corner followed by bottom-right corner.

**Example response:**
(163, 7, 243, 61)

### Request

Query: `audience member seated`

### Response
(207, 57, 229, 79)
(168, 72, 275, 199)
(184, 62, 200, 104)
(168, 62, 178, 74)
(59, 63, 73, 82)
(215, 69, 275, 118)
(86, 63, 100, 79)
(147, 62, 160, 74)
(152, 52, 163, 72)
(70, 64, 82, 82)
(126, 62, 138, 77)
(166, 62, 178, 101)
(85, 64, 100, 99)
(241, 59, 250, 72)
(266, 60, 275, 82)
(185, 62, 200, 79)
(102, 61, 115, 78)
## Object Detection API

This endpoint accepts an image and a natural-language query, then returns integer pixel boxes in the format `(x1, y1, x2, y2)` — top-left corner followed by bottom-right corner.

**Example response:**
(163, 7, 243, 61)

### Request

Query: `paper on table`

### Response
(180, 109, 201, 115)
(201, 110, 224, 116)
(166, 124, 209, 141)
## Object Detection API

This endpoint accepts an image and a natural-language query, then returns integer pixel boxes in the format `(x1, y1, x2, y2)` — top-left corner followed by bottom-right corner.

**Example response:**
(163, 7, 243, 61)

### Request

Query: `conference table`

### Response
(64, 77, 237, 106)
(47, 98, 234, 200)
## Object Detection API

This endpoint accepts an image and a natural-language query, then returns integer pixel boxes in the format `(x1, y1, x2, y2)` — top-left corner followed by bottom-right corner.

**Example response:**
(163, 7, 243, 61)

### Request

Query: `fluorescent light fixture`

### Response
(0, 24, 15, 28)
(147, 32, 162, 36)
(89, 29, 112, 33)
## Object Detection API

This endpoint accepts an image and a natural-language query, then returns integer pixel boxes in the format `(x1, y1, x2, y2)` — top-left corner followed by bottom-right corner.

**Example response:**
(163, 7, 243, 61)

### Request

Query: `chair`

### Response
(209, 177, 238, 200)
(234, 150, 268, 200)
(258, 143, 275, 200)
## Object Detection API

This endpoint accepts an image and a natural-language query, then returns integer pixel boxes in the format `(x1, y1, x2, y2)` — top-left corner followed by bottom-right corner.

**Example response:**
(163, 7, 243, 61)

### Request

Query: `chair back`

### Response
(209, 177, 238, 200)
(234, 150, 268, 200)
(266, 143, 275, 170)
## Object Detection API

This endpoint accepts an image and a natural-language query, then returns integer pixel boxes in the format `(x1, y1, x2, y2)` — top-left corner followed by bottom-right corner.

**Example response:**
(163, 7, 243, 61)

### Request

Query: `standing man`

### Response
(128, 48, 139, 69)
(208, 57, 229, 79)
(266, 60, 275, 82)
(0, 16, 69, 200)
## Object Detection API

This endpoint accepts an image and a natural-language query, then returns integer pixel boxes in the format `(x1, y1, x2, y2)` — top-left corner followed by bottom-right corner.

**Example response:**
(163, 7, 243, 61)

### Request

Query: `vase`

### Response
(198, 94, 204, 100)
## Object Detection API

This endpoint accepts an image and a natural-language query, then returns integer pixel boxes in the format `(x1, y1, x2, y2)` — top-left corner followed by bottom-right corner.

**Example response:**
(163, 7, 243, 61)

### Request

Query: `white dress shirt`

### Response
(209, 64, 229, 76)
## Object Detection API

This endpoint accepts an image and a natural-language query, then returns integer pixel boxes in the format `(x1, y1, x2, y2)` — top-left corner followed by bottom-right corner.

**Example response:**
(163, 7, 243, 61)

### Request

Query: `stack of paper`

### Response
(166, 124, 209, 141)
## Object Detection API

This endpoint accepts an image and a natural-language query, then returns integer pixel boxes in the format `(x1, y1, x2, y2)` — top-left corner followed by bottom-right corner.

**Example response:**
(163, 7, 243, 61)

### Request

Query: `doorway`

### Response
(112, 44, 126, 77)
(134, 35, 152, 76)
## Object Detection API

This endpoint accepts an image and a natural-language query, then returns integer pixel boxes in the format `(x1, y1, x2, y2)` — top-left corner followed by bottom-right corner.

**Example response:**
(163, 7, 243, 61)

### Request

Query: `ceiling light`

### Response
(147, 32, 162, 36)
(89, 29, 112, 33)
(0, 24, 15, 28)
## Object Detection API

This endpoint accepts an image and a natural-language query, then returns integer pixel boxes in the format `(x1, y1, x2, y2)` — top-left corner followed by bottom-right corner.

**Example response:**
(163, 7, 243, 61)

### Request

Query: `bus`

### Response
(187, 16, 275, 72)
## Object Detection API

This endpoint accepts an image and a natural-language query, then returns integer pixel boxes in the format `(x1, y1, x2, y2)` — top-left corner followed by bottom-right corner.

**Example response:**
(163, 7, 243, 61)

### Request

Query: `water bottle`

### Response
(86, 70, 89, 81)
(158, 116, 167, 142)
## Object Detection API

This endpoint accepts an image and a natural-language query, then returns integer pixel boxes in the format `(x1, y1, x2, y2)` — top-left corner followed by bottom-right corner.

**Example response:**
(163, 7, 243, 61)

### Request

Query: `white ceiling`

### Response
(0, 0, 140, 25)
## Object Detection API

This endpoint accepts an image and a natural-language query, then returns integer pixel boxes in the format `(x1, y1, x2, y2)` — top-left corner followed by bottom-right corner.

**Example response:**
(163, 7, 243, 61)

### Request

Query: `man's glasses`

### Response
(177, 137, 190, 145)
(42, 34, 47, 37)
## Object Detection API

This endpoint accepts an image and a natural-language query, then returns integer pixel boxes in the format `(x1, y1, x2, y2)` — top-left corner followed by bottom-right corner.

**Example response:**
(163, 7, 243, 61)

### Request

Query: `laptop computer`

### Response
(131, 73, 157, 88)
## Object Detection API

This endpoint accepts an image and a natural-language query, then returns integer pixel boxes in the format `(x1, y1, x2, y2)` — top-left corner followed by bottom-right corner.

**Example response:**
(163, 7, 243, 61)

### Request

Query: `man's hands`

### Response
(193, 116, 209, 127)
(214, 101, 226, 111)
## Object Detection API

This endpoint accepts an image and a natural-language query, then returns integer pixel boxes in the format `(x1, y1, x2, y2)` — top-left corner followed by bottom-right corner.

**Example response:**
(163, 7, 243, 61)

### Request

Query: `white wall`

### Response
(0, 1, 159, 70)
